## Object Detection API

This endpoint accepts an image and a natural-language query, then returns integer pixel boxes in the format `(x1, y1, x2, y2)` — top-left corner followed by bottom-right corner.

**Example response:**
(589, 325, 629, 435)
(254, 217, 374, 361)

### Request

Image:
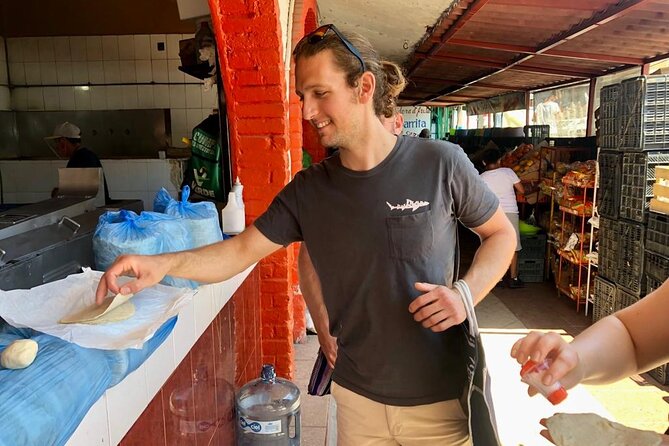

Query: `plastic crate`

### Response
(616, 287, 640, 312)
(519, 234, 547, 261)
(646, 211, 669, 257)
(524, 125, 550, 145)
(620, 151, 669, 222)
(619, 75, 669, 151)
(649, 364, 669, 385)
(596, 152, 621, 219)
(599, 84, 620, 149)
(647, 275, 663, 293)
(598, 217, 618, 282)
(518, 259, 544, 283)
(617, 220, 645, 295)
(593, 276, 616, 323)
(645, 250, 669, 283)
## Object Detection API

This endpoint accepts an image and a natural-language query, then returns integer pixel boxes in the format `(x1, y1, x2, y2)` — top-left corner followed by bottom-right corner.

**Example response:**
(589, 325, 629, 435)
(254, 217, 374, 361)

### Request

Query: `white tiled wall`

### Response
(0, 158, 185, 208)
(6, 35, 218, 146)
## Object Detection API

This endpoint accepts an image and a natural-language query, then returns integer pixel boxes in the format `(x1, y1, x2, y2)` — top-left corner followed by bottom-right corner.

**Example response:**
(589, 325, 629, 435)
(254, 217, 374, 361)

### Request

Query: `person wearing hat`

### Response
(47, 122, 110, 203)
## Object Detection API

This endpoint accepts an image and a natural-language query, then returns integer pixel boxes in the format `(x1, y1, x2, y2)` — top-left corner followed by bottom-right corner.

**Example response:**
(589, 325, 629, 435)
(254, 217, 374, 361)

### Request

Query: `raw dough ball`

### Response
(1, 339, 39, 369)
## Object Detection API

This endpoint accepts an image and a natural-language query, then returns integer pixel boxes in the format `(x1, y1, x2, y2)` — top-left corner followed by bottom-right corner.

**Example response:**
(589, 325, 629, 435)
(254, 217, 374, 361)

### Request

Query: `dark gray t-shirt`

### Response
(254, 136, 499, 405)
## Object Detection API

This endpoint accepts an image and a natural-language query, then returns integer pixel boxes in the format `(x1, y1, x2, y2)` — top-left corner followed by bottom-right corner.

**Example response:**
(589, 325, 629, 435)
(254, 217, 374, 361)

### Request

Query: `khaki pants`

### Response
(332, 382, 472, 446)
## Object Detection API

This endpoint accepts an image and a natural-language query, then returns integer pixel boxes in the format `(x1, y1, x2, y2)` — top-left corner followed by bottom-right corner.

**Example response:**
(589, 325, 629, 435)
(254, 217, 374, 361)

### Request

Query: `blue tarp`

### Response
(0, 317, 177, 446)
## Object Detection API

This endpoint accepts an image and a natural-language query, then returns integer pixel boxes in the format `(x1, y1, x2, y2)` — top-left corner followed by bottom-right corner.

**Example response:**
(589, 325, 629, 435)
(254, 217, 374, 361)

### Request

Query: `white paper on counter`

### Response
(0, 268, 196, 350)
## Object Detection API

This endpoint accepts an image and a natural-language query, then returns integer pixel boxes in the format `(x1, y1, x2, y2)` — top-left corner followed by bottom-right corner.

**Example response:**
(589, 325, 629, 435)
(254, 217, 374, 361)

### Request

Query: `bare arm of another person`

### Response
(298, 244, 338, 368)
(513, 278, 669, 445)
(511, 278, 669, 390)
(513, 181, 525, 196)
(409, 206, 516, 331)
(96, 225, 282, 304)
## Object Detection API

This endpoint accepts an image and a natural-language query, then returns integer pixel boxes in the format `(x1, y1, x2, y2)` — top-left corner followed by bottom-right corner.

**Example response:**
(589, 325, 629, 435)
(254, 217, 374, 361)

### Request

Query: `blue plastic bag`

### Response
(153, 187, 175, 213)
(164, 185, 223, 248)
(92, 209, 197, 288)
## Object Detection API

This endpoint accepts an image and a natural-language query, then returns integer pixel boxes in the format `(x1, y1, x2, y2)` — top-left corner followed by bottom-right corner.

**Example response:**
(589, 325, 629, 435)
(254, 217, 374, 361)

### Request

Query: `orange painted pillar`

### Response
(209, 0, 296, 379)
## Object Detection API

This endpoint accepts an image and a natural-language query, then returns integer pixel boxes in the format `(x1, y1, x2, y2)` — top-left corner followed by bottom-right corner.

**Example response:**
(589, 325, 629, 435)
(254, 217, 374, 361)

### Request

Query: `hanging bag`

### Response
(453, 279, 502, 446)
(307, 347, 333, 396)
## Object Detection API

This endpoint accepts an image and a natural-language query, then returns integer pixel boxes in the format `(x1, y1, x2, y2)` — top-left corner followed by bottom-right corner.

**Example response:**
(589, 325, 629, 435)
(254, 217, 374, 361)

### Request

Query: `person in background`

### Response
(535, 94, 561, 136)
(511, 278, 669, 443)
(418, 128, 431, 138)
(299, 59, 408, 367)
(480, 148, 525, 288)
(97, 24, 515, 445)
(47, 122, 111, 204)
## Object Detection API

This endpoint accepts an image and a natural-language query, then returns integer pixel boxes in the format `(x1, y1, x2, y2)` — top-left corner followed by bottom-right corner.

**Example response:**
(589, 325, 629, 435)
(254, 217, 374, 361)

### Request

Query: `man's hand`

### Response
(408, 282, 466, 332)
(95, 254, 171, 304)
(317, 331, 338, 368)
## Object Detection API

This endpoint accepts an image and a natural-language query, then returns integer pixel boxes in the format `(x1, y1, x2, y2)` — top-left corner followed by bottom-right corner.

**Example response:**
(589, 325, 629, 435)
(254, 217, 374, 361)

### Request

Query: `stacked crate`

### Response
(645, 211, 669, 384)
(518, 233, 546, 282)
(596, 76, 669, 385)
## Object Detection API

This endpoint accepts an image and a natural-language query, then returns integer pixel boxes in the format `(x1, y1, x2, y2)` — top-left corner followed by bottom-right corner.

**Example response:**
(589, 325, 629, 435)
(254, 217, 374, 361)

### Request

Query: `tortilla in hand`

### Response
(60, 293, 135, 325)
(546, 413, 661, 446)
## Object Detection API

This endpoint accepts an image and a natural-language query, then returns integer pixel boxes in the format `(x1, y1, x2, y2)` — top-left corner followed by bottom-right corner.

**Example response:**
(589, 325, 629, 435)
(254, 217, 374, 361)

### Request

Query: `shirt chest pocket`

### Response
(386, 210, 434, 261)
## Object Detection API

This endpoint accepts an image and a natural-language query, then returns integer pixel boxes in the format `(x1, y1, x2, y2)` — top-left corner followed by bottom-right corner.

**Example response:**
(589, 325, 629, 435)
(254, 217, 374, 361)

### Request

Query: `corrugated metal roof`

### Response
(401, 0, 669, 105)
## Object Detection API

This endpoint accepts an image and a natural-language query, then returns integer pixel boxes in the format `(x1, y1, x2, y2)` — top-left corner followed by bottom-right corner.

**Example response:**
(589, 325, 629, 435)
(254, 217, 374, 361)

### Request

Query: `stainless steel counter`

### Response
(0, 197, 96, 241)
(0, 199, 143, 290)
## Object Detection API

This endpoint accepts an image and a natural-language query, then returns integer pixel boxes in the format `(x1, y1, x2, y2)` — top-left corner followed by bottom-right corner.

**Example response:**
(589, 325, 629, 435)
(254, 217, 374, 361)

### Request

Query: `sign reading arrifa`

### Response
(399, 106, 431, 136)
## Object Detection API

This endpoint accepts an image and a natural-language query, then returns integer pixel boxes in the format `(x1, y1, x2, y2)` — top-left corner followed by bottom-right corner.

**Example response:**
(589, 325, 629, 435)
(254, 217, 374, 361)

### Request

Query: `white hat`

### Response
(46, 122, 81, 139)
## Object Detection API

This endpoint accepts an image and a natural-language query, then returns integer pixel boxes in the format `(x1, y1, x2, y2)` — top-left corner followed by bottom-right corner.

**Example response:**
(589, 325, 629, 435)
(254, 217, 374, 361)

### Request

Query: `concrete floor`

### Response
(294, 334, 331, 446)
(293, 282, 669, 445)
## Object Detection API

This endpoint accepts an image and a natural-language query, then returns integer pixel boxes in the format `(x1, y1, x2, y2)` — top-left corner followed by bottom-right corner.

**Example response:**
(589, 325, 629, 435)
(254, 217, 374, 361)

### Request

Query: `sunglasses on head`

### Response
(299, 24, 366, 73)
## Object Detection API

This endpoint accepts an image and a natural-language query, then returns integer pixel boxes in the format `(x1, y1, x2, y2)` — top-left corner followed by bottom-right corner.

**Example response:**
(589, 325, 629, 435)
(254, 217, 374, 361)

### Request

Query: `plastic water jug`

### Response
(236, 364, 301, 445)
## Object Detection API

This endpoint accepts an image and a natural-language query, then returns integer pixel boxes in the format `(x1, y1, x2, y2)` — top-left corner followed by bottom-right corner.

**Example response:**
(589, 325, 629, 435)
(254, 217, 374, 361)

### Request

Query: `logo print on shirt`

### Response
(386, 199, 430, 212)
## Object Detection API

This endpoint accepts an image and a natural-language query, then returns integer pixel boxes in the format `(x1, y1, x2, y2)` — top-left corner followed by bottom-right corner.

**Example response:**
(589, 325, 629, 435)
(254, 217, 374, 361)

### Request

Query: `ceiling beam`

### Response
(407, 0, 491, 77)
(417, 0, 652, 105)
(449, 38, 534, 53)
(645, 51, 669, 64)
(487, 0, 601, 12)
(546, 49, 643, 65)
(446, 94, 492, 99)
(419, 53, 596, 78)
(449, 38, 645, 65)
(411, 76, 517, 90)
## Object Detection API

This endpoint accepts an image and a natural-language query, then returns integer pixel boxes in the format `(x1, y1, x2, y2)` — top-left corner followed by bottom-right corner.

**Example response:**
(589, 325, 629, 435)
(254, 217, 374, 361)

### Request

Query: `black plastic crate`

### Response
(616, 287, 640, 312)
(647, 211, 669, 257)
(645, 250, 669, 283)
(647, 275, 663, 293)
(620, 151, 669, 222)
(599, 84, 620, 149)
(519, 234, 547, 261)
(649, 364, 669, 385)
(597, 151, 621, 219)
(518, 259, 544, 283)
(619, 75, 669, 151)
(524, 125, 550, 145)
(598, 217, 618, 282)
(593, 276, 616, 323)
(617, 220, 645, 295)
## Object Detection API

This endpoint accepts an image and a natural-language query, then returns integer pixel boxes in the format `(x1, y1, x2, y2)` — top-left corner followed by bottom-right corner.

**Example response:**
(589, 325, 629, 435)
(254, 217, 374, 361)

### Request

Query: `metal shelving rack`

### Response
(556, 176, 595, 312)
(584, 148, 600, 317)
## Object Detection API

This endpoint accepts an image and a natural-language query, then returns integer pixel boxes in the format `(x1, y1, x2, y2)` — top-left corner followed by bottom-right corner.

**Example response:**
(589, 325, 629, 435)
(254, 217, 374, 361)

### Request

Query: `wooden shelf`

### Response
(557, 285, 586, 303)
(558, 250, 588, 267)
(559, 205, 592, 217)
(561, 177, 595, 188)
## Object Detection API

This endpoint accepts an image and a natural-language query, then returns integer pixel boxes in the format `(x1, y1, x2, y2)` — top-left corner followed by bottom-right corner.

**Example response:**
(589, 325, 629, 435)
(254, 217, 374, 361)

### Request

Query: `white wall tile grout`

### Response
(6, 34, 211, 149)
